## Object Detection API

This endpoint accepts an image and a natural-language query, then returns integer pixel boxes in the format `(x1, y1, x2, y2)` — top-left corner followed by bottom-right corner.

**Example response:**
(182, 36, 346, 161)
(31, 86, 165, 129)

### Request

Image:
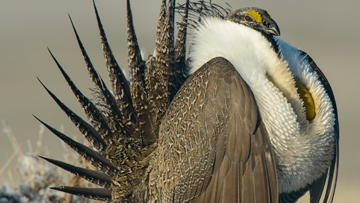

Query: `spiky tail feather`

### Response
(37, 0, 189, 201)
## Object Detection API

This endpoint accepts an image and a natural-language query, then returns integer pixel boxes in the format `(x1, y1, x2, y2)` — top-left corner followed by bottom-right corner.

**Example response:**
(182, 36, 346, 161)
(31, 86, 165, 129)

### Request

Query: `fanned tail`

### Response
(37, 0, 189, 202)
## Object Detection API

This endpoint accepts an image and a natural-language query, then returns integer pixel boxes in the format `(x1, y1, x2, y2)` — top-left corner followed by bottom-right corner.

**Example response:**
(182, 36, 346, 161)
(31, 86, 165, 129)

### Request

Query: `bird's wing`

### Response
(153, 57, 278, 203)
(300, 51, 339, 203)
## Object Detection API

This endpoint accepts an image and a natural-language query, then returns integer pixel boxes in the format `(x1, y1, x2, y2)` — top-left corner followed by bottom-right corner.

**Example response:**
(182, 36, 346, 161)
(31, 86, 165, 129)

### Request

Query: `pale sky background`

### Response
(0, 0, 359, 202)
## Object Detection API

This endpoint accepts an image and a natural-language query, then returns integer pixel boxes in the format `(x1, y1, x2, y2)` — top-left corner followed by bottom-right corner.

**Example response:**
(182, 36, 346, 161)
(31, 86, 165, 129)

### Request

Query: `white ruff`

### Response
(188, 17, 336, 193)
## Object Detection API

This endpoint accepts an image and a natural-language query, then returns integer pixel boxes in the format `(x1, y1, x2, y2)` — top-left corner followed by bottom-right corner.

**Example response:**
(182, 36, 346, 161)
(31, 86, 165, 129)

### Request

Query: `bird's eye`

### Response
(245, 16, 253, 22)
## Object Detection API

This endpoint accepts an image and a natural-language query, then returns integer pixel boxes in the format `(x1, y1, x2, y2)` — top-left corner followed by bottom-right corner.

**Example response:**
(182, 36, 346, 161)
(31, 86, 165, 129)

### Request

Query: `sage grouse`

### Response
(35, 0, 339, 202)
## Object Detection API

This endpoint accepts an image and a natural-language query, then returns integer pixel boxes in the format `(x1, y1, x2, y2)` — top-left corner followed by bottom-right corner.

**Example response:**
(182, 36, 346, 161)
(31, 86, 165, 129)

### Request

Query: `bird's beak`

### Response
(268, 25, 280, 36)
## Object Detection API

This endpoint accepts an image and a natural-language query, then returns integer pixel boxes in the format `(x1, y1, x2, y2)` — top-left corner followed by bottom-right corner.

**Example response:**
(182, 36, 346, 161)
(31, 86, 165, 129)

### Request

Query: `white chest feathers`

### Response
(188, 17, 336, 193)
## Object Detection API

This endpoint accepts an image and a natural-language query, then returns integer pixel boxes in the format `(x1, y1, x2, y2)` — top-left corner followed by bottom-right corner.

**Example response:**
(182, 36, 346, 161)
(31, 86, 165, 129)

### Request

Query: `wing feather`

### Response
(150, 57, 278, 203)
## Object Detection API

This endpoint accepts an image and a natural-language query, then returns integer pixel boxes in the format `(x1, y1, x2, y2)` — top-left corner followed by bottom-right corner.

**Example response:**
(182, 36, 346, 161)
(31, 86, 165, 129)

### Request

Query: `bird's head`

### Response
(226, 7, 280, 36)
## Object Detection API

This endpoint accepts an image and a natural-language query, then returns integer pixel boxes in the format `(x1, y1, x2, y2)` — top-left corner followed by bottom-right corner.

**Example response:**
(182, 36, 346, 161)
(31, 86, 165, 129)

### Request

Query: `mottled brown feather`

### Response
(126, 0, 156, 145)
(69, 15, 131, 141)
(92, 0, 137, 139)
(173, 0, 190, 99)
(148, 57, 278, 202)
(148, 0, 175, 127)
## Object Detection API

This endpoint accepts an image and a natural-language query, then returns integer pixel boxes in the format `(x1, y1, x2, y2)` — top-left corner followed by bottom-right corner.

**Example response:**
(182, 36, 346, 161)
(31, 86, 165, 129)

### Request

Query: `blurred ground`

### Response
(1, 0, 359, 202)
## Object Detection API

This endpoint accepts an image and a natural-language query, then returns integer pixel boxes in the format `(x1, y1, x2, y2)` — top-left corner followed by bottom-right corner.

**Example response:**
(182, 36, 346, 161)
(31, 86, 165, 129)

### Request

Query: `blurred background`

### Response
(0, 0, 359, 202)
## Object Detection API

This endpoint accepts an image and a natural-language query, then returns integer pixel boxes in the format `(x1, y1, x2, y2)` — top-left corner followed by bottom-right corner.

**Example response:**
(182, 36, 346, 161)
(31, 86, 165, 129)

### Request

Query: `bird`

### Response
(34, 0, 339, 203)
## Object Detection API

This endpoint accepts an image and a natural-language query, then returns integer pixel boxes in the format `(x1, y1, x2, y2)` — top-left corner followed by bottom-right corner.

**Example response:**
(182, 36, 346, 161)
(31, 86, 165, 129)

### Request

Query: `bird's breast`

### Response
(188, 17, 336, 194)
